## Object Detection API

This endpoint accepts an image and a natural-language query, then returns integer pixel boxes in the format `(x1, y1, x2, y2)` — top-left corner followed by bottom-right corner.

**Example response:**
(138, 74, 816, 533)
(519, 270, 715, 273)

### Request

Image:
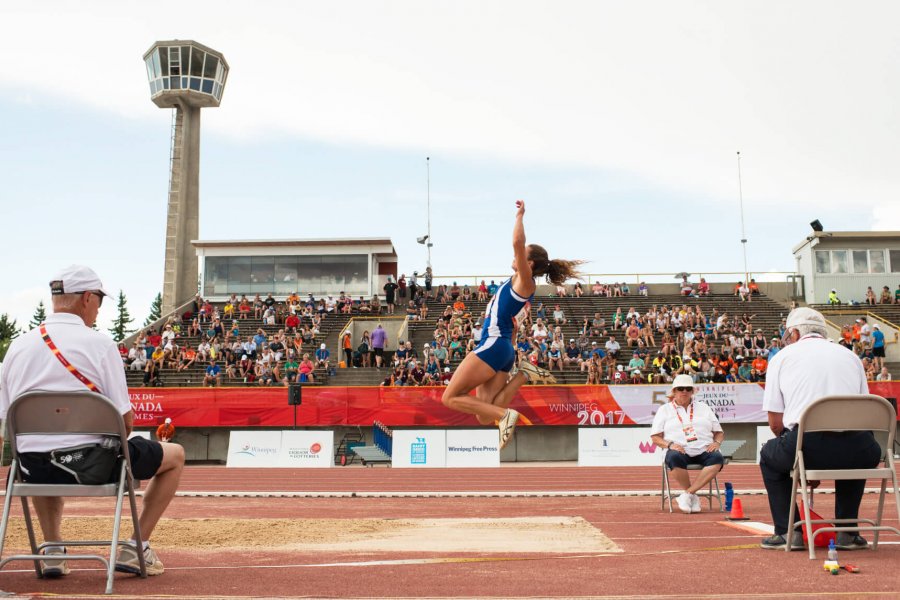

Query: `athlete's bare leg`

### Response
(441, 352, 507, 424)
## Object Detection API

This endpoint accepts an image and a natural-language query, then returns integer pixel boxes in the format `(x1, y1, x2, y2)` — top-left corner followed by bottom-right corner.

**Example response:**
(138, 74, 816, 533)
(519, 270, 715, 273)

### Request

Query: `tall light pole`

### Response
(737, 151, 749, 283)
(425, 157, 432, 269)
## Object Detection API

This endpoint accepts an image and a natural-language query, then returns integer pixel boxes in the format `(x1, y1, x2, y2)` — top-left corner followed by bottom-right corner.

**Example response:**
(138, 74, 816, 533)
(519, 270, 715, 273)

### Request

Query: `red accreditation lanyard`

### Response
(40, 324, 102, 393)
(671, 400, 697, 441)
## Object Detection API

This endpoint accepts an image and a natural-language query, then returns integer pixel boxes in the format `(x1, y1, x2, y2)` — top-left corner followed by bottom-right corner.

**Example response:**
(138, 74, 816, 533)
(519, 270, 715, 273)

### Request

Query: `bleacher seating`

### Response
(131, 290, 884, 387)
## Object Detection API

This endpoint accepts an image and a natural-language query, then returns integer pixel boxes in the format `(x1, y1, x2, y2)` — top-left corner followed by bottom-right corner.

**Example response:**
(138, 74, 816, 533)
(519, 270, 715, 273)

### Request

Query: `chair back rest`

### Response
(796, 394, 896, 450)
(6, 391, 129, 458)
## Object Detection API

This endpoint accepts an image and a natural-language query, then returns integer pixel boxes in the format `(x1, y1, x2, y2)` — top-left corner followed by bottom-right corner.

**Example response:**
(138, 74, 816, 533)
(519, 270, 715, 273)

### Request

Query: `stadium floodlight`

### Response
(810, 219, 824, 232)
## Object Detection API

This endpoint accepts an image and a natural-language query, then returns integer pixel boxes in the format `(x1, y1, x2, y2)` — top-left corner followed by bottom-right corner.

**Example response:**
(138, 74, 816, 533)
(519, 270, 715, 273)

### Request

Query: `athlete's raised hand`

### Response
(515, 199, 525, 217)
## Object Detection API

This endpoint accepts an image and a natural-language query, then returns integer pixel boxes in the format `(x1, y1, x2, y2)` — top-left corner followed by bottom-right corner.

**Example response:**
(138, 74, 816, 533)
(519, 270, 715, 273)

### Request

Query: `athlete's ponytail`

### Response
(527, 244, 585, 286)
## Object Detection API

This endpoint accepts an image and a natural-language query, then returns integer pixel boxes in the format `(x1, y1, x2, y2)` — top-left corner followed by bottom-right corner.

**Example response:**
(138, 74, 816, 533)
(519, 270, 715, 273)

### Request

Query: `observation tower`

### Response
(143, 40, 229, 315)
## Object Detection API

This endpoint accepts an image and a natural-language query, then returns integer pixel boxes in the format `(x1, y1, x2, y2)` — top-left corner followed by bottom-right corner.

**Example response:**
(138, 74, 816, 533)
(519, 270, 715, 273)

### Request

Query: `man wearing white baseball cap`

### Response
(758, 306, 882, 550)
(0, 265, 184, 577)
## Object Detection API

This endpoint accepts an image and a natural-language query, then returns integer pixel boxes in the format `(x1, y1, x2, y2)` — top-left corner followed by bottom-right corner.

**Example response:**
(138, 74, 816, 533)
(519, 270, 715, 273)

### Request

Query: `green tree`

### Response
(0, 313, 21, 362)
(28, 300, 48, 330)
(108, 290, 135, 342)
(144, 292, 162, 327)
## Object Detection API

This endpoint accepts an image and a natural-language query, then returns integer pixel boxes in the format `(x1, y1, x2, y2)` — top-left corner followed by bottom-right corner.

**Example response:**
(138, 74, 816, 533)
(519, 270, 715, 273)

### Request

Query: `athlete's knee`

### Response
(160, 442, 186, 471)
(441, 391, 456, 409)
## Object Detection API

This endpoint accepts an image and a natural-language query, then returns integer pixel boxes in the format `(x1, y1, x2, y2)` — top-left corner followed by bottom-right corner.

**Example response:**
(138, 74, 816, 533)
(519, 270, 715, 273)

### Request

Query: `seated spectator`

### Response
(552, 304, 567, 325)
(876, 366, 892, 381)
(625, 320, 642, 348)
(680, 276, 693, 297)
(629, 370, 644, 384)
(297, 353, 315, 383)
(203, 360, 221, 387)
(737, 281, 751, 302)
(573, 281, 584, 297)
(547, 342, 563, 371)
(880, 286, 892, 304)
(828, 288, 841, 305)
(865, 286, 877, 306)
(564, 339, 582, 367)
(696, 278, 710, 296)
(605, 335, 620, 358)
(370, 295, 381, 314)
(591, 281, 603, 296)
(628, 351, 645, 372)
(143, 360, 160, 387)
(555, 283, 568, 297)
(285, 312, 300, 333)
(751, 352, 768, 376)
(177, 347, 197, 372)
(129, 343, 147, 371)
(638, 281, 649, 297)
(612, 364, 627, 384)
(314, 343, 330, 370)
(746, 278, 759, 296)
(650, 375, 725, 512)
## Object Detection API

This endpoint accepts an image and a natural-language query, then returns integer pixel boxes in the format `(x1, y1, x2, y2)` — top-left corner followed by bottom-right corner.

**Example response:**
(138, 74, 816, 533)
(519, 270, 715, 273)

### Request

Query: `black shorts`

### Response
(873, 346, 885, 357)
(665, 450, 725, 471)
(19, 437, 164, 483)
(374, 348, 384, 356)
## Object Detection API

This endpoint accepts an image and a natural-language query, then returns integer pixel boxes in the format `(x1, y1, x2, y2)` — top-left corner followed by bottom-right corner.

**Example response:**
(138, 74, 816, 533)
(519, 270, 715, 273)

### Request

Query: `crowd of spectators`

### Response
(836, 315, 892, 381)
(118, 282, 894, 387)
(120, 293, 351, 387)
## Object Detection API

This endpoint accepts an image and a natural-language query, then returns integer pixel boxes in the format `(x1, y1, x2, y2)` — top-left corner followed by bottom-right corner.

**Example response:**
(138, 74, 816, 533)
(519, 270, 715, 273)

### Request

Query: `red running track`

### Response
(1, 463, 898, 599)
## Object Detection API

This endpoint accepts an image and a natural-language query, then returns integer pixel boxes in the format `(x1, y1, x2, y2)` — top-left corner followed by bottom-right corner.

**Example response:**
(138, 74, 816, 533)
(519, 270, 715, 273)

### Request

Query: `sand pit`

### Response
(2, 516, 620, 554)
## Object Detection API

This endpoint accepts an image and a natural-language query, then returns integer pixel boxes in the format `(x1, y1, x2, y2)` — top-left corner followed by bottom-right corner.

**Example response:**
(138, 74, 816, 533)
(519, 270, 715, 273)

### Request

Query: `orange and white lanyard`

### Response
(40, 324, 102, 393)
(670, 400, 693, 427)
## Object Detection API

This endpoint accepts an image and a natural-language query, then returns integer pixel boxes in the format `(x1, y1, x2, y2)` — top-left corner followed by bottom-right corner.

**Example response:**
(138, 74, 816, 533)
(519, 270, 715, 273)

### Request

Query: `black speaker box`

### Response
(288, 384, 302, 406)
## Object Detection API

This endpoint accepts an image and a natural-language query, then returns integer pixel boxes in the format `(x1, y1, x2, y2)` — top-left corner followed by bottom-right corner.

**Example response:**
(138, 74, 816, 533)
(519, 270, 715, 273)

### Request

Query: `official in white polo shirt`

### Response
(0, 265, 184, 577)
(650, 374, 725, 514)
(759, 307, 882, 550)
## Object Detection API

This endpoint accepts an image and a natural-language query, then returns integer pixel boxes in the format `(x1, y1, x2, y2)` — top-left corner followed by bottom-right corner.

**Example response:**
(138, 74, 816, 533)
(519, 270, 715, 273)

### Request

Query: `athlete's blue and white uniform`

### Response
(473, 278, 533, 372)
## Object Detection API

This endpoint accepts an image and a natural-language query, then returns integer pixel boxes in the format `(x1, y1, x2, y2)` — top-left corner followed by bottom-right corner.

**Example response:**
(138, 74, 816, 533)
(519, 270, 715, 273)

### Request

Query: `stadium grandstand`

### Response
(122, 278, 899, 389)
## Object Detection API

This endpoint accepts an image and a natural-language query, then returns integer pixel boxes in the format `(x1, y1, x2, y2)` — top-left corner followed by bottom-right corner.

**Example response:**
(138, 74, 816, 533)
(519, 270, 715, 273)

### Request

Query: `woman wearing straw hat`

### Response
(650, 374, 725, 513)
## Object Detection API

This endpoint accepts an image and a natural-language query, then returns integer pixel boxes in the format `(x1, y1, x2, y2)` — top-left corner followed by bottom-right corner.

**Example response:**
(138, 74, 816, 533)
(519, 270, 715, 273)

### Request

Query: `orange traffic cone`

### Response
(726, 497, 749, 521)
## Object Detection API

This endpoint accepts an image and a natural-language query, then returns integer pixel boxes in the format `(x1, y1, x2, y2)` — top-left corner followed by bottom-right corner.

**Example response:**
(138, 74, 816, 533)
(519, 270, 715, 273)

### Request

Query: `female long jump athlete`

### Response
(441, 200, 583, 448)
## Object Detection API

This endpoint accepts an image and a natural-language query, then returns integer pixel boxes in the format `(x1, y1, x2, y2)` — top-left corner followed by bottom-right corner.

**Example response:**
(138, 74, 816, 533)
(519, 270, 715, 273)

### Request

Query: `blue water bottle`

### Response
(724, 482, 734, 512)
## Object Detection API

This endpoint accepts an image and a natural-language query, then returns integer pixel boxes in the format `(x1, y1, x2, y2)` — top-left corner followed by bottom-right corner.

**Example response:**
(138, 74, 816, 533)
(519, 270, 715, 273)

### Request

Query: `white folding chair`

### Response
(785, 394, 900, 559)
(0, 391, 146, 594)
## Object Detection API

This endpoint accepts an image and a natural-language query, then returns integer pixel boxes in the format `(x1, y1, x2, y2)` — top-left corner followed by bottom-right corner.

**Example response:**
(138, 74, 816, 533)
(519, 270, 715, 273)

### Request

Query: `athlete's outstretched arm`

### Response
(512, 200, 531, 280)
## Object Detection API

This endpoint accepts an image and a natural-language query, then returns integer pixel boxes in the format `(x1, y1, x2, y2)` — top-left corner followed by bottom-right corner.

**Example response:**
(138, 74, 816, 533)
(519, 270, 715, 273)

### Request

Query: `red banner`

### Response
(129, 383, 900, 428)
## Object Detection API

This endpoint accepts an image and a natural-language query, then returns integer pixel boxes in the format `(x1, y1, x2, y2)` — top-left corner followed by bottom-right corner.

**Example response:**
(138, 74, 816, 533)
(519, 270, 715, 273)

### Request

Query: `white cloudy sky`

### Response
(1, 1, 899, 332)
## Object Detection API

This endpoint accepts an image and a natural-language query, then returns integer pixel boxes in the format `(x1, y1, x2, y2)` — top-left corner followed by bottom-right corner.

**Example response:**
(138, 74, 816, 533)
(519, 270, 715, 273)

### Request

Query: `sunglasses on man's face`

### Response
(673, 387, 693, 392)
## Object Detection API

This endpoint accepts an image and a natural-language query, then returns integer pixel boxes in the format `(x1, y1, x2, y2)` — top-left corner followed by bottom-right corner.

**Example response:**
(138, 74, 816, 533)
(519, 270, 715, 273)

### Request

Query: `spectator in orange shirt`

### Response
(156, 418, 175, 442)
(748, 279, 760, 296)
(751, 353, 768, 375)
(452, 299, 466, 312)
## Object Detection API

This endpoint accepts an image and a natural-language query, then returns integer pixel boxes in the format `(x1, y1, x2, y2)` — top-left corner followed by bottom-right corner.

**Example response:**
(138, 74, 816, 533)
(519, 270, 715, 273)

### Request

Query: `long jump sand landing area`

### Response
(2, 515, 619, 554)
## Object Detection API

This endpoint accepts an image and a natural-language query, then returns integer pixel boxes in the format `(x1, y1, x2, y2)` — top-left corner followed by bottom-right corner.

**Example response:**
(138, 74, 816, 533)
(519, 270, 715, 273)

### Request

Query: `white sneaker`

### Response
(40, 547, 70, 577)
(498, 409, 520, 450)
(676, 492, 693, 514)
(690, 493, 702, 513)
